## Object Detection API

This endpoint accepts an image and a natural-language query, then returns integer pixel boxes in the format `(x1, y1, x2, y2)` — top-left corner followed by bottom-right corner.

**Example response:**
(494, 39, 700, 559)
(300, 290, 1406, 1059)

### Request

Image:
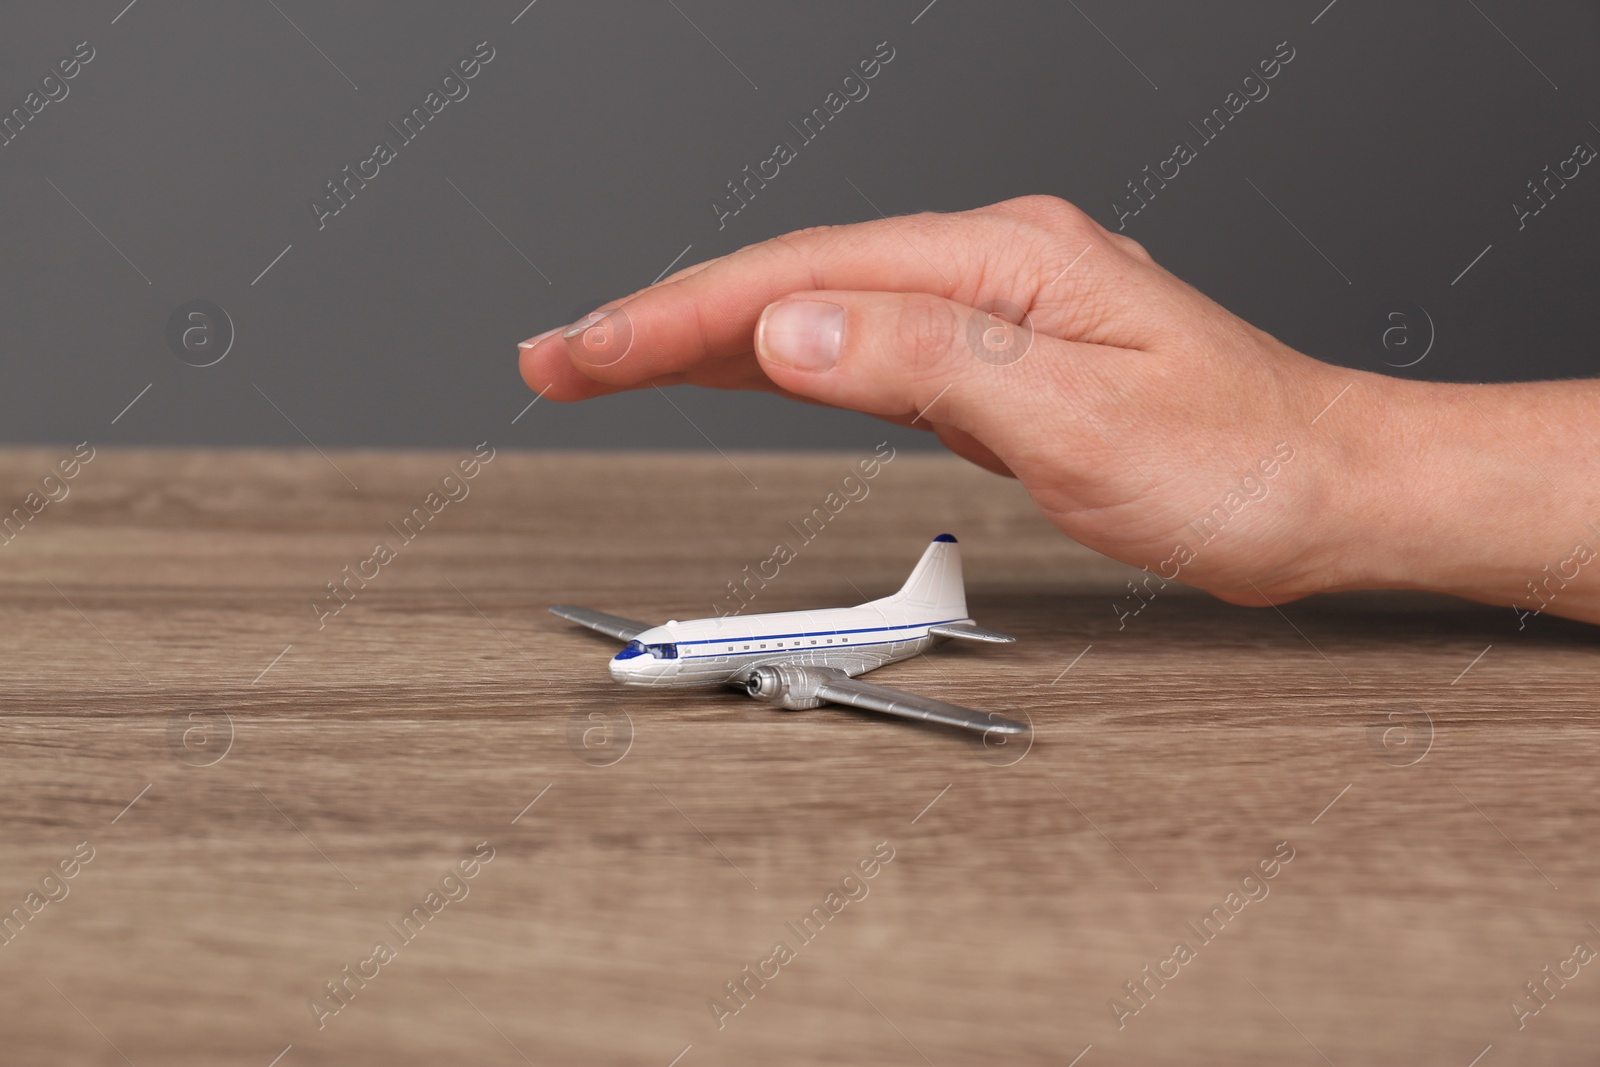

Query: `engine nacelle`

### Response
(744, 664, 830, 710)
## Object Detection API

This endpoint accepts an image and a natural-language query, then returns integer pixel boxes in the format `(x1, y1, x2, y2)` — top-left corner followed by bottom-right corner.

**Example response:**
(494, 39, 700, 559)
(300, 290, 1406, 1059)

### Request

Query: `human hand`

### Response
(518, 196, 1600, 623)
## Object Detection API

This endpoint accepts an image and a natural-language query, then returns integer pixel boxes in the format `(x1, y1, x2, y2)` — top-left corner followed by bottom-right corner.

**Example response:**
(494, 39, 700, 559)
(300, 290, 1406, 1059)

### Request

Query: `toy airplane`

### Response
(550, 534, 1028, 737)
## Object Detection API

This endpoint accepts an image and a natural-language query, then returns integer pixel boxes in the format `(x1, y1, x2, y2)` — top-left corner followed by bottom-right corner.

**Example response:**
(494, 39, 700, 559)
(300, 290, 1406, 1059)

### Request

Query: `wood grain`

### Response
(1, 448, 1597, 1066)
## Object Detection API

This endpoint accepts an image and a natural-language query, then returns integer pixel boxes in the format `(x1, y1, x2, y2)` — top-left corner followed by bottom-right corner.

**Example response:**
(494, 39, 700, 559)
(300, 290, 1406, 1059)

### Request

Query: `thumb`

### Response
(753, 291, 1102, 457)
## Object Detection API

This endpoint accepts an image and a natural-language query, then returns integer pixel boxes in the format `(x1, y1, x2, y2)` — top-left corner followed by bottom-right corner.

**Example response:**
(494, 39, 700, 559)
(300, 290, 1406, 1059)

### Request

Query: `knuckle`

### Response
(764, 230, 814, 260)
(888, 208, 961, 243)
(988, 195, 1133, 279)
(765, 226, 832, 260)
(991, 194, 1094, 234)
(762, 231, 826, 288)
(898, 208, 951, 231)
(1105, 230, 1157, 265)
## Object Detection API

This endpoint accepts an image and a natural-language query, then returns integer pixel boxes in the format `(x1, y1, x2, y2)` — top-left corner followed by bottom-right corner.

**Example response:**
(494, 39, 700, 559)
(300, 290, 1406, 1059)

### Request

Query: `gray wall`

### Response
(2, 1, 1596, 451)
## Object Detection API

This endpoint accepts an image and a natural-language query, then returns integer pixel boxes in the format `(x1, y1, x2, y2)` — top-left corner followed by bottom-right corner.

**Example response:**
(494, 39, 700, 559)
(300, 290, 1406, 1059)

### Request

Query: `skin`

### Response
(519, 195, 1600, 628)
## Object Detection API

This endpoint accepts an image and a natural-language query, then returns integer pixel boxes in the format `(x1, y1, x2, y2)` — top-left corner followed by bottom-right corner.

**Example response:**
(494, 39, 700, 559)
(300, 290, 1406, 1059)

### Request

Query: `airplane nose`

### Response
(609, 657, 632, 682)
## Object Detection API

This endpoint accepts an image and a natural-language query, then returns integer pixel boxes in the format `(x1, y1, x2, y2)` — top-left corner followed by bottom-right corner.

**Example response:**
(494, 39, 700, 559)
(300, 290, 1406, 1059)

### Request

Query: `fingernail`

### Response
(518, 327, 562, 350)
(758, 301, 844, 371)
(561, 308, 635, 367)
(562, 310, 614, 339)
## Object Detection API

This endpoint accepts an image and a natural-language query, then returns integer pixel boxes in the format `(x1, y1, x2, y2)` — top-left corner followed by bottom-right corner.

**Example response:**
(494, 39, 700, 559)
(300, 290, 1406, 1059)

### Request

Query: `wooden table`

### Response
(2, 448, 1596, 1066)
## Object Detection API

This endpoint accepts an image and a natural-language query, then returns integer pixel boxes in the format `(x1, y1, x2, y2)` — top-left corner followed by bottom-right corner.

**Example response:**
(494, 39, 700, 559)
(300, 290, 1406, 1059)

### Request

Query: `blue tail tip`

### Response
(933, 533, 958, 543)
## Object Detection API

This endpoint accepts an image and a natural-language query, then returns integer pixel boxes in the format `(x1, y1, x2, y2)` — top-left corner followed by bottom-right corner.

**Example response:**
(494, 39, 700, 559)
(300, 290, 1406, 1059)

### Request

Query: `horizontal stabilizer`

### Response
(928, 622, 1016, 644)
(548, 605, 649, 642)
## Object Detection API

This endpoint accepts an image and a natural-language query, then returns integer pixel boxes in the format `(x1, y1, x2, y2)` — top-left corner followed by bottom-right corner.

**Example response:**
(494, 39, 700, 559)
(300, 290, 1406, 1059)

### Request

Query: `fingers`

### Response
(522, 198, 1176, 394)
(516, 249, 733, 398)
(597, 248, 732, 306)
(519, 331, 614, 400)
(570, 215, 972, 384)
(517, 323, 948, 437)
(749, 288, 1131, 462)
(520, 331, 804, 401)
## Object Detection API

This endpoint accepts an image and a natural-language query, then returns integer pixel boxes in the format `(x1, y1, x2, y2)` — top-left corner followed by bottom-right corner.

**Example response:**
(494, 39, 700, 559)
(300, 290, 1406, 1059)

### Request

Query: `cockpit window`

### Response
(614, 641, 677, 661)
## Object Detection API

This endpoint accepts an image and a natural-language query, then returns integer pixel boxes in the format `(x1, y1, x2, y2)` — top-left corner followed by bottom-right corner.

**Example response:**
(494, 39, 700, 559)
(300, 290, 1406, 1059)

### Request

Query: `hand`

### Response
(519, 196, 1600, 624)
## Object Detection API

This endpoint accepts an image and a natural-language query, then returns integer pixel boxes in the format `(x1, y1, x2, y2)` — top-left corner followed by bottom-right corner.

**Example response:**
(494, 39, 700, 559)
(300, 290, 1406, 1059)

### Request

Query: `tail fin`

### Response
(885, 534, 967, 616)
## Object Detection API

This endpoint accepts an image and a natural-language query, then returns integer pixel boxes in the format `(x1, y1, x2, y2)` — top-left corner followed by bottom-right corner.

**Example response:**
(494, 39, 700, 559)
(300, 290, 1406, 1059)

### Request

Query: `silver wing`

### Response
(743, 665, 1029, 737)
(817, 674, 1029, 736)
(928, 622, 1016, 644)
(548, 605, 650, 642)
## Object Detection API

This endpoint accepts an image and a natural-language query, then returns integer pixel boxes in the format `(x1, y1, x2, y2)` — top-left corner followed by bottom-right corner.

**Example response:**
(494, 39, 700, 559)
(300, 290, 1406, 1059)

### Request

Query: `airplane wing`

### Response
(813, 673, 1029, 737)
(548, 605, 650, 642)
(928, 622, 1016, 644)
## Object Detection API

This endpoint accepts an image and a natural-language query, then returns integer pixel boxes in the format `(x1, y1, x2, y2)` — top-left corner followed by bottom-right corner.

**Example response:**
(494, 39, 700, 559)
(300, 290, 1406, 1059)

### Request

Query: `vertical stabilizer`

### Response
(886, 534, 967, 616)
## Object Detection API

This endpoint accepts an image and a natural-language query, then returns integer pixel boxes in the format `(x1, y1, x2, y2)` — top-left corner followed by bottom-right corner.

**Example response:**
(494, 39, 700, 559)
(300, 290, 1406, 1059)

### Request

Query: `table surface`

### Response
(1, 448, 1596, 1066)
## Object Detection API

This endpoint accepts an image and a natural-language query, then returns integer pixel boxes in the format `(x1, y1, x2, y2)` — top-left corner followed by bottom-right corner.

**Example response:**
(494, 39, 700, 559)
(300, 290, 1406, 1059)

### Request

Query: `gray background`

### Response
(2, 0, 1596, 452)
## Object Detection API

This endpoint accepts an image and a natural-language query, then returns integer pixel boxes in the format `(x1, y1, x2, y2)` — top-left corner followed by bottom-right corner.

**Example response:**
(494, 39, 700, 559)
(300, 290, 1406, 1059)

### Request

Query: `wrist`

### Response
(1327, 374, 1600, 618)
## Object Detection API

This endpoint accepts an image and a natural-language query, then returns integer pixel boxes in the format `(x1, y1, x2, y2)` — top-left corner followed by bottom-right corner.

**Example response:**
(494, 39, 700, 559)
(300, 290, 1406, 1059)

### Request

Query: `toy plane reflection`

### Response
(550, 535, 1029, 737)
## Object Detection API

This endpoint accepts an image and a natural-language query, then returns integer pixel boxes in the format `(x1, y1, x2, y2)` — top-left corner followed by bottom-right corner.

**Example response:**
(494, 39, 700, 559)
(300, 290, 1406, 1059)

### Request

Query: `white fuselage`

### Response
(608, 599, 971, 688)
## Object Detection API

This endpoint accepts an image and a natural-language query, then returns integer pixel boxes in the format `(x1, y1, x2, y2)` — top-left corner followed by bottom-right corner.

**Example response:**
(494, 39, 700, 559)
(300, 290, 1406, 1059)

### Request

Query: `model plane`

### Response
(550, 534, 1028, 737)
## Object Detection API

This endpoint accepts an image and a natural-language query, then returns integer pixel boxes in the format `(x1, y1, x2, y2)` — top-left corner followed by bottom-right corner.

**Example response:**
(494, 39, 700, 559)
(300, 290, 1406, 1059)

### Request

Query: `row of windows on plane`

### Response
(724, 636, 860, 652)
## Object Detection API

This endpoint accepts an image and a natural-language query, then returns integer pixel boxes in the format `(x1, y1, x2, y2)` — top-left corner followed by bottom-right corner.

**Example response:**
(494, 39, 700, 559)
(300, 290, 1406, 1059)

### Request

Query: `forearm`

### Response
(1342, 375, 1600, 626)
